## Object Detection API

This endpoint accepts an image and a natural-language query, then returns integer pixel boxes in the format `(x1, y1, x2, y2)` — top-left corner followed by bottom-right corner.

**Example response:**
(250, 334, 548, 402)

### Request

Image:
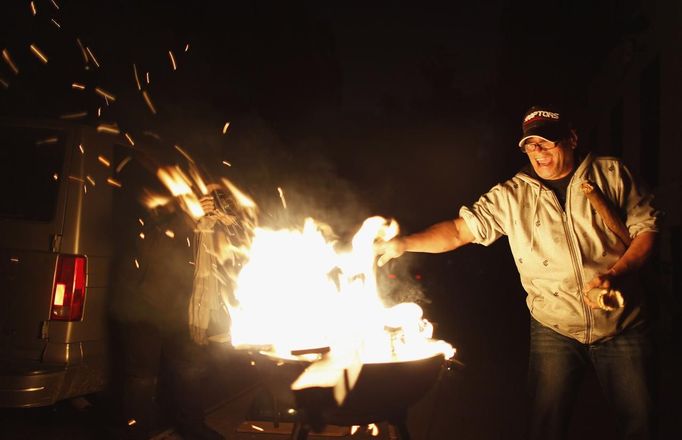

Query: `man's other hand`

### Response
(583, 271, 615, 309)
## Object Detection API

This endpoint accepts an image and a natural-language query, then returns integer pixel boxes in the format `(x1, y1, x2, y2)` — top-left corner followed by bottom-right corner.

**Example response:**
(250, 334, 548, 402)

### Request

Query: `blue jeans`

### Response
(528, 318, 657, 440)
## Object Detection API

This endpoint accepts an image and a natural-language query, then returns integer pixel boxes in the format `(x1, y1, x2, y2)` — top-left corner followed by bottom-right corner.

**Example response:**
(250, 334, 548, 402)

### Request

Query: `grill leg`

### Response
(391, 421, 410, 440)
(291, 421, 309, 440)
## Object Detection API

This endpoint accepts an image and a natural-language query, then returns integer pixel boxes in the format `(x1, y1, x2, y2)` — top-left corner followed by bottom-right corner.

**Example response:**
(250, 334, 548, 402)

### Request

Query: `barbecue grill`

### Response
(237, 344, 455, 440)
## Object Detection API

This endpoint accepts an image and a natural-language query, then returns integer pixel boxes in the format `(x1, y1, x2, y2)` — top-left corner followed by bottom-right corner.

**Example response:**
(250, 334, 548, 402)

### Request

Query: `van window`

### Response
(0, 127, 66, 222)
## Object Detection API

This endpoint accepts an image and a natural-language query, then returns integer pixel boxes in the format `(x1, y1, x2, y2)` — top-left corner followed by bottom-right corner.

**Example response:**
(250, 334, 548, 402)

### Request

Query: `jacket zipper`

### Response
(541, 187, 592, 343)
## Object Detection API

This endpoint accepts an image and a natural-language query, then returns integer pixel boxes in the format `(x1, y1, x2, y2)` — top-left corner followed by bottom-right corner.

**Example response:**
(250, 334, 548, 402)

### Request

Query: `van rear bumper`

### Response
(0, 362, 66, 408)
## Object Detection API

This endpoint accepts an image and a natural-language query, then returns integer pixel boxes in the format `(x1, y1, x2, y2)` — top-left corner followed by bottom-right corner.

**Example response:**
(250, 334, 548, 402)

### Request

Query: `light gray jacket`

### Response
(460, 153, 659, 343)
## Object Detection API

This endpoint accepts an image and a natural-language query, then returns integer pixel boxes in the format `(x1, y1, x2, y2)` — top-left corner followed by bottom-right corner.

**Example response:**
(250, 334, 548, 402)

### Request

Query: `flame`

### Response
(228, 215, 454, 363)
(147, 162, 454, 366)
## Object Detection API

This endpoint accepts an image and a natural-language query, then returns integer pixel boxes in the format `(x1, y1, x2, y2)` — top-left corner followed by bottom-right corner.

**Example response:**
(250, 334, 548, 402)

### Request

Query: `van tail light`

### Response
(50, 254, 87, 321)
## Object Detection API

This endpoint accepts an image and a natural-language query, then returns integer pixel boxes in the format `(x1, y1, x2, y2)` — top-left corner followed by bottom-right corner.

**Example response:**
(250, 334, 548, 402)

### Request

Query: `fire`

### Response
(148, 158, 454, 364)
(228, 216, 454, 363)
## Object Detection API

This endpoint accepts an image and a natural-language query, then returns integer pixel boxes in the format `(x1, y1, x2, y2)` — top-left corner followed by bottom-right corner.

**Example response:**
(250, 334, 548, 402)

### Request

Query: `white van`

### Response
(0, 118, 122, 407)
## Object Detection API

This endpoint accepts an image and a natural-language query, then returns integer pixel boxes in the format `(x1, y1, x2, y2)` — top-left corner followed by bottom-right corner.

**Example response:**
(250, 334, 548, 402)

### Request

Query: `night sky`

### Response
(2, 1, 679, 438)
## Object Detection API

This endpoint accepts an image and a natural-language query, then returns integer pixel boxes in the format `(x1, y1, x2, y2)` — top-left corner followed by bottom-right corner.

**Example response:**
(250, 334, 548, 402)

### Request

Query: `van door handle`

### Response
(50, 234, 62, 253)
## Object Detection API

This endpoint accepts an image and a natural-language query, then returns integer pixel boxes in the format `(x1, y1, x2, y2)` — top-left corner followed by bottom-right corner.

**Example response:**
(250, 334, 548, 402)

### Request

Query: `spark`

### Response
(139, 232, 145, 239)
(83, 185, 87, 194)
(251, 425, 264, 432)
(96, 124, 120, 134)
(142, 131, 161, 140)
(138, 218, 144, 226)
(132, 64, 141, 90)
(51, 18, 61, 29)
(86, 175, 95, 186)
(10, 257, 20, 263)
(186, 237, 191, 247)
(351, 426, 360, 435)
(30, 2, 37, 16)
(50, 0, 60, 10)
(145, 71, 150, 84)
(72, 82, 85, 90)
(369, 424, 379, 436)
(188, 261, 195, 266)
(277, 187, 287, 209)
(36, 137, 58, 145)
(222, 121, 230, 134)
(104, 96, 109, 106)
(53, 173, 58, 180)
(142, 90, 157, 114)
(133, 259, 139, 269)
(30, 44, 48, 64)
(0, 77, 8, 89)
(97, 155, 111, 167)
(115, 156, 132, 173)
(85, 46, 100, 68)
(106, 177, 122, 188)
(174, 145, 193, 163)
(2, 49, 19, 74)
(124, 133, 135, 146)
(94, 87, 116, 101)
(185, 43, 190, 52)
(76, 38, 88, 64)
(68, 176, 85, 183)
(168, 50, 177, 70)
(60, 111, 87, 120)
(78, 144, 84, 154)
(165, 230, 175, 238)
(97, 107, 101, 117)
(222, 160, 231, 167)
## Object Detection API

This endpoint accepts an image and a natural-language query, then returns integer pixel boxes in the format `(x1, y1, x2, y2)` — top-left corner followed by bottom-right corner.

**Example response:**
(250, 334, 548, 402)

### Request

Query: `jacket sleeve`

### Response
(616, 162, 660, 238)
(459, 183, 509, 246)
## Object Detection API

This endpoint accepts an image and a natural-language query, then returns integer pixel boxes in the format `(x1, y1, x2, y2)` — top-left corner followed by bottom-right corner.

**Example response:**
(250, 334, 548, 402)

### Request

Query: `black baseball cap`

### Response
(518, 105, 571, 147)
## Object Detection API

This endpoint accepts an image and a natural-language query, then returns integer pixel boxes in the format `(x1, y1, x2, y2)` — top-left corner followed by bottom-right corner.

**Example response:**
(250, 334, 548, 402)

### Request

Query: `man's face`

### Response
(523, 136, 575, 180)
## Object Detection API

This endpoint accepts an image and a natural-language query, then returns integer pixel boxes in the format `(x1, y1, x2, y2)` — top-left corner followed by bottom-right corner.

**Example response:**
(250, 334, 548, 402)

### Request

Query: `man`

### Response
(110, 156, 225, 440)
(376, 105, 659, 439)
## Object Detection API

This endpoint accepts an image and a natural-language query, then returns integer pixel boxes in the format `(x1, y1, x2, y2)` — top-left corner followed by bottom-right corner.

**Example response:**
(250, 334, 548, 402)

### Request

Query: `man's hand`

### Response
(199, 195, 217, 216)
(374, 237, 406, 267)
(583, 270, 616, 309)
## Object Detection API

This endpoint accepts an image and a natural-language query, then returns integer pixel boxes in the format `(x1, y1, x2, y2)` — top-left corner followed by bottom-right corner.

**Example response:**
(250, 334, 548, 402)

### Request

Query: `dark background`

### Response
(1, 1, 680, 438)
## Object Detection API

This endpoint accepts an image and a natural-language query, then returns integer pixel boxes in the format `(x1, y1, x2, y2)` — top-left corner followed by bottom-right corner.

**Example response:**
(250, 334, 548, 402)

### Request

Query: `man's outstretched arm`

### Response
(376, 217, 475, 267)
